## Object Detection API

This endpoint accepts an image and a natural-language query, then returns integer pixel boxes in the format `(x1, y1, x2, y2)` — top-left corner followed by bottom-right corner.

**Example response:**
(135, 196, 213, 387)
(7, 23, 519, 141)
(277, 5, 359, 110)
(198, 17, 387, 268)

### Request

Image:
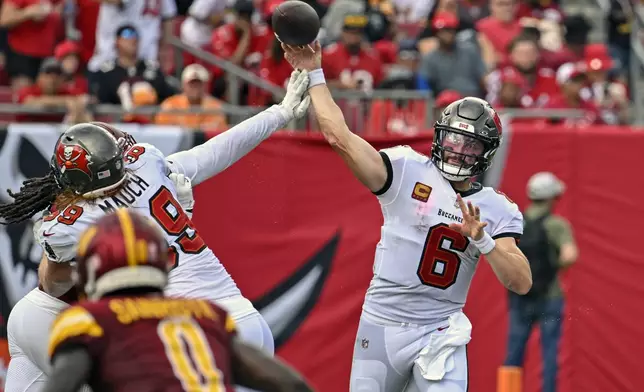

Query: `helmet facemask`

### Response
(432, 127, 498, 182)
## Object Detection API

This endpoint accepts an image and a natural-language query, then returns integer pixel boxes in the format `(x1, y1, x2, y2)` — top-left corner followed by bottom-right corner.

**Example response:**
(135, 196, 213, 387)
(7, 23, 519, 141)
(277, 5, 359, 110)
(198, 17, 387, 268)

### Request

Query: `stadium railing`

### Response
(0, 102, 586, 134)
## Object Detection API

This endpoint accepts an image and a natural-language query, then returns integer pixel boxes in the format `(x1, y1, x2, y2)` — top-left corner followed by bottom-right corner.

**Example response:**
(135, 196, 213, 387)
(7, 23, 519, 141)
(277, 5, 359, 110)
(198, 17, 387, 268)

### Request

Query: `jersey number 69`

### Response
(417, 224, 469, 289)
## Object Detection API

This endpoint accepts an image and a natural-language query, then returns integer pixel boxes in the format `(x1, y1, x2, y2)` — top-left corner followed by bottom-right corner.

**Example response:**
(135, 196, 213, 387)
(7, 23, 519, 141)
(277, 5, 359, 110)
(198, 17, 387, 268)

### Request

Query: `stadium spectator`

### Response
(544, 62, 601, 126)
(16, 57, 88, 122)
(0, 0, 64, 91)
(417, 0, 487, 54)
(122, 81, 158, 123)
(417, 12, 487, 97)
(584, 43, 629, 124)
(552, 14, 592, 68)
(54, 40, 88, 94)
(180, 0, 229, 49)
(476, 0, 522, 69)
(367, 41, 424, 135)
(209, 0, 271, 77)
(499, 172, 577, 392)
(494, 68, 527, 109)
(73, 0, 100, 65)
(250, 37, 292, 105)
(487, 35, 558, 108)
(321, 0, 372, 44)
(90, 25, 176, 106)
(208, 0, 271, 100)
(88, 0, 177, 72)
(322, 14, 383, 91)
(516, 0, 563, 23)
(606, 0, 632, 77)
(155, 63, 227, 129)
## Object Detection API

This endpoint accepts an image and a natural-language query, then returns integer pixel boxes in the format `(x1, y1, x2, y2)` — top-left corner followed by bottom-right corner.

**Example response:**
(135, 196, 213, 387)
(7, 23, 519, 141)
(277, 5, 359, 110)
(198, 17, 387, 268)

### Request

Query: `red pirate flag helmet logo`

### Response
(55, 143, 93, 179)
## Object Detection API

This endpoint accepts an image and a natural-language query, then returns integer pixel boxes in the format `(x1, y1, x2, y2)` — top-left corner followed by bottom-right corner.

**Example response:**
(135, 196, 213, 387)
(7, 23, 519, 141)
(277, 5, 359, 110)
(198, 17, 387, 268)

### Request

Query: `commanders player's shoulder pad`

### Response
(99, 60, 116, 73)
(48, 305, 105, 359)
(380, 145, 428, 163)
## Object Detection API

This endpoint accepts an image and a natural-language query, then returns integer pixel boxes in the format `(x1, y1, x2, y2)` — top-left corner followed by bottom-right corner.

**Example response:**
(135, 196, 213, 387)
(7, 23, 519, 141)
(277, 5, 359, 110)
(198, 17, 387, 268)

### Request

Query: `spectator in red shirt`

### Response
(583, 43, 629, 124)
(54, 40, 89, 94)
(548, 15, 592, 69)
(0, 0, 64, 90)
(545, 62, 601, 126)
(322, 14, 384, 91)
(209, 0, 271, 78)
(249, 37, 293, 106)
(487, 34, 559, 108)
(209, 0, 271, 101)
(476, 0, 522, 69)
(17, 57, 88, 122)
(74, 0, 100, 65)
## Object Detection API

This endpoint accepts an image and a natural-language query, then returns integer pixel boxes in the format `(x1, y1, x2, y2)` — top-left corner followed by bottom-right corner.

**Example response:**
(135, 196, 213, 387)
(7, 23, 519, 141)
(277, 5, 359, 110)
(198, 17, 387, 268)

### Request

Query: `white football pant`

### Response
(350, 313, 468, 392)
(4, 289, 274, 392)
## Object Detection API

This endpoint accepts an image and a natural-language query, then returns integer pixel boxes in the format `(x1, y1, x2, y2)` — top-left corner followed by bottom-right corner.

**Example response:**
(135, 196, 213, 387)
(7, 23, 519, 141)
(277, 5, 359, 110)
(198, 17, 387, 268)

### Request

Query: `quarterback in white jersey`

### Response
(1, 70, 311, 392)
(282, 44, 532, 392)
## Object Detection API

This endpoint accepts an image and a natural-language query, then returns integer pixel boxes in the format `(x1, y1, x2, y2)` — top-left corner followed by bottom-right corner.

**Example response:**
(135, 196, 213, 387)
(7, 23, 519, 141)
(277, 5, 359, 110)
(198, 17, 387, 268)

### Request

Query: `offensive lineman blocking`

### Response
(2, 71, 311, 392)
(282, 44, 532, 391)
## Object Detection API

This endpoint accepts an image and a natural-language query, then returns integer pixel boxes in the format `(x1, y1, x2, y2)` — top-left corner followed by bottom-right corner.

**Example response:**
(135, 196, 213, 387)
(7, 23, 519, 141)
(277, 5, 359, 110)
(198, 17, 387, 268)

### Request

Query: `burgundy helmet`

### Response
(75, 209, 170, 300)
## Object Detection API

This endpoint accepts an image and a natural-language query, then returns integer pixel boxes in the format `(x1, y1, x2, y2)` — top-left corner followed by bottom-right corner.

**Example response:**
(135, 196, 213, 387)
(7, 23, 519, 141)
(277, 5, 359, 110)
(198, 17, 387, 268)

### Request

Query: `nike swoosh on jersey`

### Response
(43, 231, 55, 237)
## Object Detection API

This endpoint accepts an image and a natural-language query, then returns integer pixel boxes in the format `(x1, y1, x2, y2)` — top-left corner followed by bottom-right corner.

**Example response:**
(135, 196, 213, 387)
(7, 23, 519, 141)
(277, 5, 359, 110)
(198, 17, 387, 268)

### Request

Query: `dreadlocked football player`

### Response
(3, 70, 311, 392)
(282, 45, 532, 392)
(44, 209, 313, 392)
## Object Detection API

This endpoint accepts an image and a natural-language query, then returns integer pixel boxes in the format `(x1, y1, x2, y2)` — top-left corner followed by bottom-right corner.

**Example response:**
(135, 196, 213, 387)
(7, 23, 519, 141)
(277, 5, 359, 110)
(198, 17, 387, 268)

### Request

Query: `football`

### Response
(271, 0, 320, 46)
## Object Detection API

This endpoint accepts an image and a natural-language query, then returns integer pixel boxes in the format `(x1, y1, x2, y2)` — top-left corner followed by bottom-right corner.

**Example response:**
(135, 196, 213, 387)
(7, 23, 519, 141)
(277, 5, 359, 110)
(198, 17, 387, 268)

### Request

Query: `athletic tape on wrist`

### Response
(308, 69, 326, 88)
(472, 231, 495, 255)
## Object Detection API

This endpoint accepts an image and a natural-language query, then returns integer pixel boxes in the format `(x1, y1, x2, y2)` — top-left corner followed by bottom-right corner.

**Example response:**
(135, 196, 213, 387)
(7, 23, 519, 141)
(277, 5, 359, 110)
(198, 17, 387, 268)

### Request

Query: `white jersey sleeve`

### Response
(374, 145, 429, 205)
(34, 209, 83, 263)
(489, 195, 524, 240)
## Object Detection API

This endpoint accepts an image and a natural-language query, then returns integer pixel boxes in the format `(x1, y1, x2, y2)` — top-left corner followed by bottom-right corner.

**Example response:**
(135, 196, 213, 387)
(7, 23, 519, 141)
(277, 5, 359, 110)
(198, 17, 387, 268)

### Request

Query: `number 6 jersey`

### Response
(34, 143, 241, 302)
(362, 146, 523, 325)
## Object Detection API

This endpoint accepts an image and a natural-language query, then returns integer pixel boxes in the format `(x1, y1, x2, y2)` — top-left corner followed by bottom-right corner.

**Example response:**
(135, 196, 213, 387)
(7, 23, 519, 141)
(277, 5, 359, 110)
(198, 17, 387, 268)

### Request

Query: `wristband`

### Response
(471, 231, 495, 255)
(308, 68, 326, 88)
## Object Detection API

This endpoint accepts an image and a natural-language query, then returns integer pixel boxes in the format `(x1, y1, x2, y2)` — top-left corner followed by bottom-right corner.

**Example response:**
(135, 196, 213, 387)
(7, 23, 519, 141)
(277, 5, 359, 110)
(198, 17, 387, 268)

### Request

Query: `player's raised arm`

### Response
(282, 43, 388, 193)
(165, 70, 311, 185)
(231, 337, 314, 392)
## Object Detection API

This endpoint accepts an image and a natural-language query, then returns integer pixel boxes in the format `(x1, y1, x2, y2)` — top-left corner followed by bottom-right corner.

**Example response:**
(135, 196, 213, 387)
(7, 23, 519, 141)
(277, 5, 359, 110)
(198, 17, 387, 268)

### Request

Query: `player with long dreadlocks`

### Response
(2, 70, 311, 392)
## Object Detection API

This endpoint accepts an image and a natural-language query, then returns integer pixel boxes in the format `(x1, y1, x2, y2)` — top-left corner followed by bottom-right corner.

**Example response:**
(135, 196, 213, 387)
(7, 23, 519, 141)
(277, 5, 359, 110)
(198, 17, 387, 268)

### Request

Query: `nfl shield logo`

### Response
(361, 338, 369, 349)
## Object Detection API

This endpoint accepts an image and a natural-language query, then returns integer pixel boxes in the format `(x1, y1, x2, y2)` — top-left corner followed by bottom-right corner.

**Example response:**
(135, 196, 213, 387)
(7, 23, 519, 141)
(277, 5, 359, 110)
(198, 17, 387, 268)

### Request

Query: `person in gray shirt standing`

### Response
(417, 11, 488, 98)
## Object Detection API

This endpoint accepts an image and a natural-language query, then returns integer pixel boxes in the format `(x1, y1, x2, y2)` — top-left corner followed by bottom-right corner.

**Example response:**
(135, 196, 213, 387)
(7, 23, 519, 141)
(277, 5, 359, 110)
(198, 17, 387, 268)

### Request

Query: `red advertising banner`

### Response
(193, 125, 644, 392)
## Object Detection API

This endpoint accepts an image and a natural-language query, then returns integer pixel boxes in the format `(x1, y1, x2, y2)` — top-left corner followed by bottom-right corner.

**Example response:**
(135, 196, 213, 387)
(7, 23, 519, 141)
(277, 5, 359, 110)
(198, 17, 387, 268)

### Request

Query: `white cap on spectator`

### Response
(556, 62, 587, 85)
(182, 64, 210, 83)
(527, 172, 565, 200)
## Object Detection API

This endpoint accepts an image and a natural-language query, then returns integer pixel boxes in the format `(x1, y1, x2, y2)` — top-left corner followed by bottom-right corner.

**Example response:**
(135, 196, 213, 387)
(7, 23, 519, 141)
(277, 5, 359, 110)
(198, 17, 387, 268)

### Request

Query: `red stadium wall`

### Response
(192, 125, 644, 392)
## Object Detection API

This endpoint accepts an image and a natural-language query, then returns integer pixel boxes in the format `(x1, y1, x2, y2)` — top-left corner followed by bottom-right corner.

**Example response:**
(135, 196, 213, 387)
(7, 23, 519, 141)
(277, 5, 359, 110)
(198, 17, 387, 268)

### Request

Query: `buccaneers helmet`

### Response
(431, 97, 502, 181)
(90, 121, 136, 152)
(50, 123, 127, 197)
(75, 209, 170, 300)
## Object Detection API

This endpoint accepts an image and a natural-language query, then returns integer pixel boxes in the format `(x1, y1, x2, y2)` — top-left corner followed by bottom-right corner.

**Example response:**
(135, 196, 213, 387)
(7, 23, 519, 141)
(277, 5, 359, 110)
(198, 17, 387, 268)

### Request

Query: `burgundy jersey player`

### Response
(43, 209, 312, 392)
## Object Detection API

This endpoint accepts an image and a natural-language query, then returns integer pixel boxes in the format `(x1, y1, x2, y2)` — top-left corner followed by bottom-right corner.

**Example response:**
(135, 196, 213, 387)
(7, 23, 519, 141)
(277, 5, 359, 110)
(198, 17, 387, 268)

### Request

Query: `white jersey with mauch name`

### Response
(363, 145, 523, 325)
(33, 143, 241, 301)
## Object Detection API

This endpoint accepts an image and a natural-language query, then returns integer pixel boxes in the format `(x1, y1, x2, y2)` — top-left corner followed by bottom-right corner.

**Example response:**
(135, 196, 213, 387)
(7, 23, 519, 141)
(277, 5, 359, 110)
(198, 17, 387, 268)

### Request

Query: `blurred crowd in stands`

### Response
(0, 0, 636, 131)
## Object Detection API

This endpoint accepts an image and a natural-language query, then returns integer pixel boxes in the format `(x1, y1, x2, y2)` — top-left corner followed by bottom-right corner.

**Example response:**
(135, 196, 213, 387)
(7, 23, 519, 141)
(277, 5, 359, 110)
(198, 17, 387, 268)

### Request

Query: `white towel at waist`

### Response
(414, 311, 472, 381)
